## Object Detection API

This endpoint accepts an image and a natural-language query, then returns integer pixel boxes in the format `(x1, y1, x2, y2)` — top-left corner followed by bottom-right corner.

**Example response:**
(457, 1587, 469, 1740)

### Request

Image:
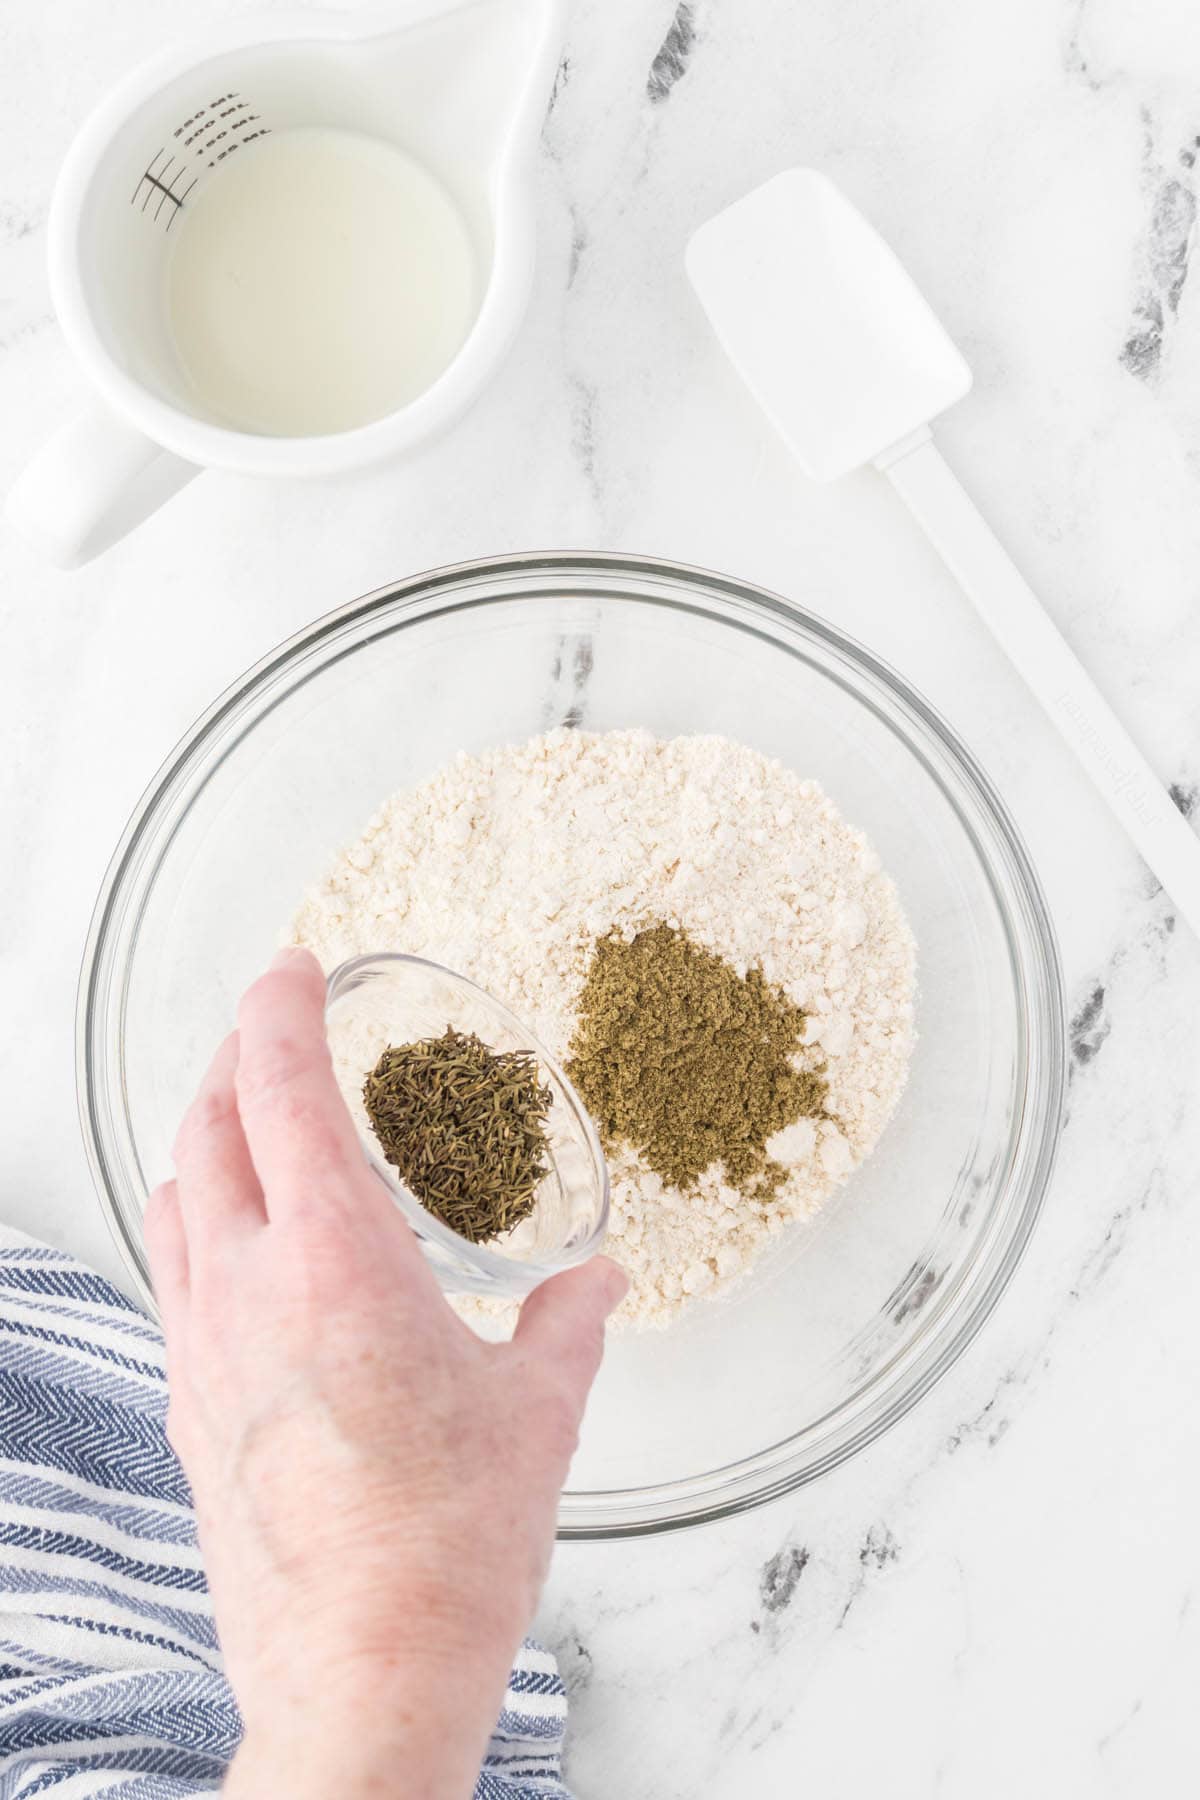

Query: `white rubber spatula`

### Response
(687, 167, 1200, 939)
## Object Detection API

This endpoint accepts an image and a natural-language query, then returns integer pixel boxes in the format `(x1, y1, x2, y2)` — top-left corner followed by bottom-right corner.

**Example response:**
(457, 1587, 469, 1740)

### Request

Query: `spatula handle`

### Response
(882, 433, 1200, 937)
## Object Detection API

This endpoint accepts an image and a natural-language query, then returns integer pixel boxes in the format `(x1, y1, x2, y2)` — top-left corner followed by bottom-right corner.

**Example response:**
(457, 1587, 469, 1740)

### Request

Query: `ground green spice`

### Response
(566, 924, 827, 1196)
(363, 1028, 552, 1244)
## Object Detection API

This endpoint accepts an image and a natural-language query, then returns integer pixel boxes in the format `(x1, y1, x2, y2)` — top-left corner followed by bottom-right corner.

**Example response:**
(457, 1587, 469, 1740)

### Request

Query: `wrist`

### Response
(225, 1636, 516, 1800)
(226, 1704, 487, 1800)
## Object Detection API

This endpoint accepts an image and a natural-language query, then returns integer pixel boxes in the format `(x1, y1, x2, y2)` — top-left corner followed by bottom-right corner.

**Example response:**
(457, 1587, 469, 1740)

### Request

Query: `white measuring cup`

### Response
(4, 0, 563, 567)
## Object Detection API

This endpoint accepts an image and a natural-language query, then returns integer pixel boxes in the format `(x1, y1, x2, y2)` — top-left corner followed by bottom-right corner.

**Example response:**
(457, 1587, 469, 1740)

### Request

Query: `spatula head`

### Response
(686, 168, 972, 481)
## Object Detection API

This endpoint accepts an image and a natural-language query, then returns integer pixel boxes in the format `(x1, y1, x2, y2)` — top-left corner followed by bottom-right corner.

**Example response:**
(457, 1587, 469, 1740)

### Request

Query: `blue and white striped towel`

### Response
(0, 1227, 574, 1797)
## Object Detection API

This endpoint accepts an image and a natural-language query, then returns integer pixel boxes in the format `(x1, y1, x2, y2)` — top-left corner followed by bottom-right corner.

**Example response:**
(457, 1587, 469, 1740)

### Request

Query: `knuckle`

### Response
(172, 1085, 235, 1160)
(534, 1381, 583, 1463)
(543, 1389, 582, 1461)
(265, 1234, 351, 1319)
(269, 1099, 354, 1189)
(283, 1210, 352, 1273)
(235, 1034, 330, 1111)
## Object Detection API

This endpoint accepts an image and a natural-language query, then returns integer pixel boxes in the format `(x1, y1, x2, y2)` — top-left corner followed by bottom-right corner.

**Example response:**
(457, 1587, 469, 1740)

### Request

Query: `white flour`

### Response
(288, 729, 916, 1328)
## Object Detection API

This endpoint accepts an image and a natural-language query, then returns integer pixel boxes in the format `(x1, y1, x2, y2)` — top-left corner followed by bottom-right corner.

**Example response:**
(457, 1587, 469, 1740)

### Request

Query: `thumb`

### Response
(512, 1255, 627, 1405)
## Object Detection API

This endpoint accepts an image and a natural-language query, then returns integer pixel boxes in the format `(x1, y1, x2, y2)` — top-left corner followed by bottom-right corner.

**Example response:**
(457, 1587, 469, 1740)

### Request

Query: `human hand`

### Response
(145, 948, 625, 1800)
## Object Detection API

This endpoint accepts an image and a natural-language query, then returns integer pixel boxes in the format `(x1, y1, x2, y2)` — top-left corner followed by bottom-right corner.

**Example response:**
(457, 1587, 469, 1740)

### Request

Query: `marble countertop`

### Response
(3, 0, 1199, 1792)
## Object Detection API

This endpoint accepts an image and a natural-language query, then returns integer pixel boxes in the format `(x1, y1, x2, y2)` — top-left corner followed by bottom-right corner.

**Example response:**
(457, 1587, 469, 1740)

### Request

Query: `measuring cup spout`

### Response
(341, 0, 566, 217)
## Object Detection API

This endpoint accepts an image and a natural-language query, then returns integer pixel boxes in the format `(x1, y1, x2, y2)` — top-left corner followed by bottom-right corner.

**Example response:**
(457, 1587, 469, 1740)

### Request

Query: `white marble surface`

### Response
(3, 0, 1200, 1792)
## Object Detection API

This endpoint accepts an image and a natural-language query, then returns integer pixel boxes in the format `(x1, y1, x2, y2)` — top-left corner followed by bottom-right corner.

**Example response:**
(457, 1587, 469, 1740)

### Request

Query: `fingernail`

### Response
(270, 946, 312, 971)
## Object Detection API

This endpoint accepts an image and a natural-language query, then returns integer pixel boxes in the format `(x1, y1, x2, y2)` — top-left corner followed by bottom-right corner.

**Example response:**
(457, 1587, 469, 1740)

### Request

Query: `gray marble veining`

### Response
(1, 0, 1199, 1794)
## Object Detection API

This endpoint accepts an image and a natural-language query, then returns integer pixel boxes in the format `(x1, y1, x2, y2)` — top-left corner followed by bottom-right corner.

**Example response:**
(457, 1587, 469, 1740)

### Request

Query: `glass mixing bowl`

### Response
(78, 553, 1065, 1537)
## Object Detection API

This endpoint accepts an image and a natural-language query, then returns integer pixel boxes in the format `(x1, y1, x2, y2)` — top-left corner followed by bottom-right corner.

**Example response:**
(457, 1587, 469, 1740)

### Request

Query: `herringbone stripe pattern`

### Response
(0, 1229, 573, 1797)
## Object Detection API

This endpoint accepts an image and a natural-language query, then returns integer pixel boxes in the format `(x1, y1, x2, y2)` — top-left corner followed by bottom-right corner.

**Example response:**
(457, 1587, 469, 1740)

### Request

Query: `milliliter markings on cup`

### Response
(131, 152, 197, 230)
(132, 95, 270, 230)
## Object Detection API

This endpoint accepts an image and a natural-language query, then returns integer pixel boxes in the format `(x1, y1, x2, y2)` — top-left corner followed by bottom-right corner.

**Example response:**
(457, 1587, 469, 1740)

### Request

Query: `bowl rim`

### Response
(76, 549, 1066, 1537)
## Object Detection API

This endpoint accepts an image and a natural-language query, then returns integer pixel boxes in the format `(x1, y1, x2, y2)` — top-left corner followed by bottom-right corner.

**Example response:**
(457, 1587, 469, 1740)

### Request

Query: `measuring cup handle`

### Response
(3, 406, 198, 569)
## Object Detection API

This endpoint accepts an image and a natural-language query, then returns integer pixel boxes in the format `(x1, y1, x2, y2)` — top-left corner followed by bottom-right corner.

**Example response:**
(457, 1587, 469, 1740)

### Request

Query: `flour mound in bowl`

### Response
(287, 729, 916, 1328)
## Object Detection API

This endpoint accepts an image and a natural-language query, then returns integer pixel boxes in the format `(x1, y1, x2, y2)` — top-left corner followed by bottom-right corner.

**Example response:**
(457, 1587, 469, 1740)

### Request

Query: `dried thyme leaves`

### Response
(361, 928, 827, 1246)
(363, 1028, 552, 1244)
(566, 924, 827, 1196)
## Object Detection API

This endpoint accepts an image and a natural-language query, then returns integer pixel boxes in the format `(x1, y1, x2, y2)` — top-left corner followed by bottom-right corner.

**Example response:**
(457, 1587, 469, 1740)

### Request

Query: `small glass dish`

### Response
(325, 952, 609, 1298)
